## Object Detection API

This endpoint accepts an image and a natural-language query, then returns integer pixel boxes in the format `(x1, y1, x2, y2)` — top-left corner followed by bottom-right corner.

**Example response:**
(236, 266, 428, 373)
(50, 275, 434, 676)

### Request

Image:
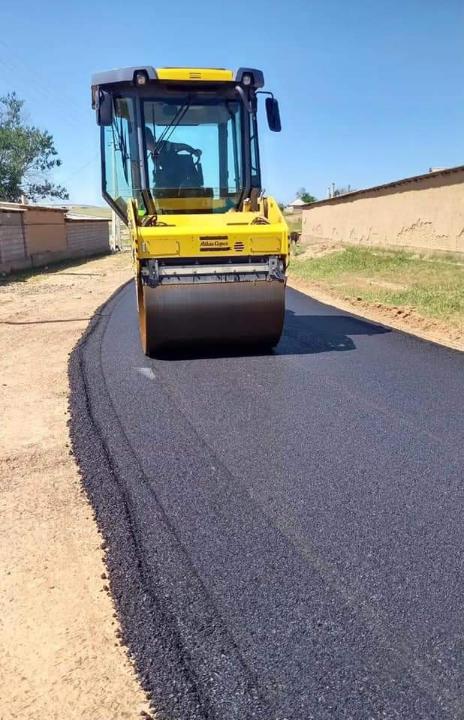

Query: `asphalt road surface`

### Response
(70, 283, 464, 720)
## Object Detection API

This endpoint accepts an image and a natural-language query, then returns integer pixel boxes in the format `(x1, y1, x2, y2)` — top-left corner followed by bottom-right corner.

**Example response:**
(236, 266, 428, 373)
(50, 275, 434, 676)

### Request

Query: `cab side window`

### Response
(103, 97, 139, 217)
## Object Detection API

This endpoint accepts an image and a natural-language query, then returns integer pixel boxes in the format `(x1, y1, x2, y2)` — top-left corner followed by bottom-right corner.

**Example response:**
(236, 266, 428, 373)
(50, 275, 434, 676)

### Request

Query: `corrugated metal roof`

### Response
(0, 201, 66, 213)
(0, 204, 25, 213)
(0, 202, 110, 221)
(66, 213, 110, 221)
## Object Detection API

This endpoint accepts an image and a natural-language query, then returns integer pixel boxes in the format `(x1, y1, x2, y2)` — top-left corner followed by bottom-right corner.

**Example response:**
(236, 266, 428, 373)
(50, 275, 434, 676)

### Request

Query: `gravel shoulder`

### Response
(0, 253, 151, 720)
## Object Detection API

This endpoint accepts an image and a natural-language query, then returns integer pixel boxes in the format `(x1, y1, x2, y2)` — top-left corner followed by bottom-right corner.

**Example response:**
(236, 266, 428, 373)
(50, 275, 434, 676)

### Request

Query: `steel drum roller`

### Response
(138, 279, 285, 355)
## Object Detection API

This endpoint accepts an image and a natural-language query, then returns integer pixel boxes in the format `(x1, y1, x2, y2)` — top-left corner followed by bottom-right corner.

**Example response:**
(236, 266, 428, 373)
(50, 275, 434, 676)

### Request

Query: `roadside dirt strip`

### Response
(288, 275, 464, 353)
(0, 254, 152, 720)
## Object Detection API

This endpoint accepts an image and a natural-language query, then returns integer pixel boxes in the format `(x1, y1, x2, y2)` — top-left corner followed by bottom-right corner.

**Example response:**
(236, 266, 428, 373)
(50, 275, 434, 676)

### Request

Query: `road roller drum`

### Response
(139, 278, 285, 355)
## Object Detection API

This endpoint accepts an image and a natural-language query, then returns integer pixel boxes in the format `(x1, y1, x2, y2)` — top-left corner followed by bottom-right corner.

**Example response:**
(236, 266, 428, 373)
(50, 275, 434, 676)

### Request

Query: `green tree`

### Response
(296, 187, 317, 204)
(0, 92, 68, 202)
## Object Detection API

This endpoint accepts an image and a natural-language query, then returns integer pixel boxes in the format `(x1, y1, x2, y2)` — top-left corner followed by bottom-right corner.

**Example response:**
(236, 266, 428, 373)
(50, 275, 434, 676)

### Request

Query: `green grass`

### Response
(290, 246, 464, 326)
(290, 242, 305, 257)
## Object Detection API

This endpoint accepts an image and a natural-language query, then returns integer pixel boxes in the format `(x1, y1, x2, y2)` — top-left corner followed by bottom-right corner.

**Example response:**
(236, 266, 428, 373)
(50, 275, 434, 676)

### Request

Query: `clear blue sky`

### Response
(1, 0, 463, 205)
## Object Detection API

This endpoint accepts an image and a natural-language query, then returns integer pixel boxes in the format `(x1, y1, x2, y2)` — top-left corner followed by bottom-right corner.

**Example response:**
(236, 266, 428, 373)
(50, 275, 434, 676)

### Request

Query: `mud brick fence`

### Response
(302, 165, 464, 255)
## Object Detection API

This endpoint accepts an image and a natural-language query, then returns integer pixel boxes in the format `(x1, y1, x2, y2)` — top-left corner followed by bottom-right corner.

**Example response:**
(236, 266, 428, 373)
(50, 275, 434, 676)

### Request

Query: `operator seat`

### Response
(145, 127, 204, 191)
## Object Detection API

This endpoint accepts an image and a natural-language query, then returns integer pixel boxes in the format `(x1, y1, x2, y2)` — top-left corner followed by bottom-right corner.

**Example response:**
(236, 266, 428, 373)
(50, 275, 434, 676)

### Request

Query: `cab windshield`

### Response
(142, 96, 244, 214)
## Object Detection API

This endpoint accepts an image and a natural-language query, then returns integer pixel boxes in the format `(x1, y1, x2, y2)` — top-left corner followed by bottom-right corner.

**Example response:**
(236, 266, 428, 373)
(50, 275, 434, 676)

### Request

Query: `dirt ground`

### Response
(0, 253, 152, 719)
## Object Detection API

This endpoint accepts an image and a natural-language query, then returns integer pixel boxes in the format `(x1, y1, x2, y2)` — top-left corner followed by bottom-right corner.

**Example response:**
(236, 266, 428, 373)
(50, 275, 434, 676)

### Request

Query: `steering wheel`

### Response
(175, 145, 202, 161)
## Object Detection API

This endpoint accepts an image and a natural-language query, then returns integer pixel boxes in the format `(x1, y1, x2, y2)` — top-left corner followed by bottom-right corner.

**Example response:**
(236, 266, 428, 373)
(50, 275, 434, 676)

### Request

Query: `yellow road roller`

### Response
(91, 66, 288, 355)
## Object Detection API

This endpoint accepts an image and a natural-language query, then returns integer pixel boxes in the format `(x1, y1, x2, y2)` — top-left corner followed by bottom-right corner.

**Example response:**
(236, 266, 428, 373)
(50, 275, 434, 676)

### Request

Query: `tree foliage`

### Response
(296, 187, 317, 204)
(0, 92, 68, 202)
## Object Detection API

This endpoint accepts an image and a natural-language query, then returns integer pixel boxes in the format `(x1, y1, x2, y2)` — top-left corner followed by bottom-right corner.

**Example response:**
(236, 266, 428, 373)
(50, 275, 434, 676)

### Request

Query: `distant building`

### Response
(284, 197, 309, 214)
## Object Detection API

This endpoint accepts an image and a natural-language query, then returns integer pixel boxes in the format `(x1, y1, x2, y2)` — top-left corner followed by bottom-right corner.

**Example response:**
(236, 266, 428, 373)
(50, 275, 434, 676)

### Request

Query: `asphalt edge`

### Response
(67, 281, 206, 720)
(287, 276, 464, 354)
(67, 282, 269, 720)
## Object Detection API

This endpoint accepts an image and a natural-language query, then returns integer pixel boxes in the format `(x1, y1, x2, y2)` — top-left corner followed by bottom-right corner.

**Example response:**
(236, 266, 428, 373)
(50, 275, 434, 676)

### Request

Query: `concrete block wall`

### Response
(66, 220, 110, 256)
(0, 210, 30, 272)
(0, 204, 111, 274)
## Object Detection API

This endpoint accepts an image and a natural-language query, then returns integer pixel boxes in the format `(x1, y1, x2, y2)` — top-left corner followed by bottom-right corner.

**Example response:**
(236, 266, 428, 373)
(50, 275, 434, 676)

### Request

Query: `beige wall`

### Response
(302, 169, 464, 254)
(0, 206, 110, 274)
(23, 208, 66, 254)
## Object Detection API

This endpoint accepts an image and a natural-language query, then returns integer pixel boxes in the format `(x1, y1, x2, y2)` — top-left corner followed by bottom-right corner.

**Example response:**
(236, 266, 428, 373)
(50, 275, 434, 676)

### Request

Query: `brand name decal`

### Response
(199, 236, 230, 251)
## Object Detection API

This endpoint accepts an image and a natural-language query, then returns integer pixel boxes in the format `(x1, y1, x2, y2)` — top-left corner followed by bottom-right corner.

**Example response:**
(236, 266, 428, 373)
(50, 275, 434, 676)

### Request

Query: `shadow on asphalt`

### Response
(154, 310, 390, 361)
(282, 309, 390, 354)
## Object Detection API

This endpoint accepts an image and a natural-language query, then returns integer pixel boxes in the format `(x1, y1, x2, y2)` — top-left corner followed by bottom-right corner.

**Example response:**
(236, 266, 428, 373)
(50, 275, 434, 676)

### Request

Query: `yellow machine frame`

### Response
(128, 197, 288, 263)
(93, 65, 288, 353)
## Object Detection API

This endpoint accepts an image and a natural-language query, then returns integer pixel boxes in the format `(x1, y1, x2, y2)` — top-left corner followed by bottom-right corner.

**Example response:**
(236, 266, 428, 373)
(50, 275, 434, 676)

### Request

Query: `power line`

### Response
(0, 42, 86, 134)
(58, 153, 100, 185)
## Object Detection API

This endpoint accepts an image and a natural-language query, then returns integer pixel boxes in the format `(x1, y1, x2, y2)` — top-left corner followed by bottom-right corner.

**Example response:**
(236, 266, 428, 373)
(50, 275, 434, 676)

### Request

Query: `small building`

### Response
(284, 197, 309, 214)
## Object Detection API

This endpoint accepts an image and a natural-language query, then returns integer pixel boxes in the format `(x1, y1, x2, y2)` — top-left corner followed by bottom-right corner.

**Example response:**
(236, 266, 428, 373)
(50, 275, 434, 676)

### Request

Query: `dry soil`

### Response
(0, 253, 152, 719)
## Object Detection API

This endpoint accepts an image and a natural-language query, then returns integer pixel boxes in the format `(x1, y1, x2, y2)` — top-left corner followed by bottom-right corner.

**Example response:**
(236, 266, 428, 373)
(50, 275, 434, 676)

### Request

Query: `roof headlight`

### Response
(242, 73, 252, 86)
(135, 71, 147, 86)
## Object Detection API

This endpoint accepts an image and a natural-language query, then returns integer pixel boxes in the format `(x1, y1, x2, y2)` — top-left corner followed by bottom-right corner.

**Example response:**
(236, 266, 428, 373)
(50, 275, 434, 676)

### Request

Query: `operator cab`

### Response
(91, 67, 281, 222)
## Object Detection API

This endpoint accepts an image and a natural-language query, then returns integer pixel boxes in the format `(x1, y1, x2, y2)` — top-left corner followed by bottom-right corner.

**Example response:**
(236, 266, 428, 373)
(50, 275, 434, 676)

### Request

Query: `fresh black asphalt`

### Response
(69, 283, 464, 720)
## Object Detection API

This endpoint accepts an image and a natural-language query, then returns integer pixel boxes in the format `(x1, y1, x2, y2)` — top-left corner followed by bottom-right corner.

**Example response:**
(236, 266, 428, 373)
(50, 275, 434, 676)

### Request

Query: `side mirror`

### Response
(96, 90, 113, 127)
(266, 97, 281, 132)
